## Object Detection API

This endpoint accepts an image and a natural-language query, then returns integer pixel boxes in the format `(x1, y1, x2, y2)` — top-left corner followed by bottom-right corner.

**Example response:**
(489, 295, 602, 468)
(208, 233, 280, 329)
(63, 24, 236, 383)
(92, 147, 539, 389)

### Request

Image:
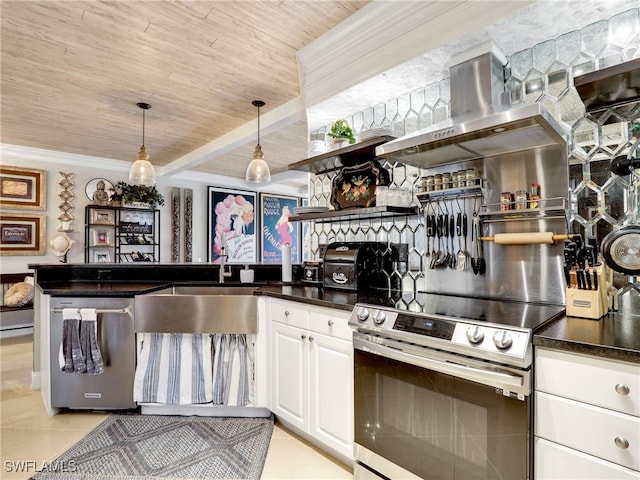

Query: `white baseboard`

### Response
(31, 370, 40, 390)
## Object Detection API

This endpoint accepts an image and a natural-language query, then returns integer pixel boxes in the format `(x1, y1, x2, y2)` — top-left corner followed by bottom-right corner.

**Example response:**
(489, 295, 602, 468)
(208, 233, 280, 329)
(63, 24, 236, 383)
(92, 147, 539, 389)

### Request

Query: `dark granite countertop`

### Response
(255, 285, 384, 312)
(38, 281, 171, 297)
(534, 313, 640, 364)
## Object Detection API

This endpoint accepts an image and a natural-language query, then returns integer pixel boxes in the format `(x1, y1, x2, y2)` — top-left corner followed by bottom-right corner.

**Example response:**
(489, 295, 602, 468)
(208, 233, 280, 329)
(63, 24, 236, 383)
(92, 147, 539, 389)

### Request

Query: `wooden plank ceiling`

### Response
(0, 0, 369, 179)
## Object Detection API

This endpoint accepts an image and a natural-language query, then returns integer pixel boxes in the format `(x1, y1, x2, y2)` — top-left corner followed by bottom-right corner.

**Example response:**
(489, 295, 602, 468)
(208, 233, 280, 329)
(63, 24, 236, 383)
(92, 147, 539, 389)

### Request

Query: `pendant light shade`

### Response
(245, 100, 271, 184)
(129, 102, 157, 186)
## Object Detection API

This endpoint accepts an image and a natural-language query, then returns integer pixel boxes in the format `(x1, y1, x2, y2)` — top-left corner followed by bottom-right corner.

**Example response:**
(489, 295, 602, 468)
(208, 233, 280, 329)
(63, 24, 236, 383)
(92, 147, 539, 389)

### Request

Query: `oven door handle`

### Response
(354, 335, 525, 392)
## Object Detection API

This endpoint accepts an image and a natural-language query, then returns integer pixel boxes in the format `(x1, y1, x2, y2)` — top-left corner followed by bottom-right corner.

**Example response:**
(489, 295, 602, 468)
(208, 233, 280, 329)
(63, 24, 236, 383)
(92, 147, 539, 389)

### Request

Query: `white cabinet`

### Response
(308, 321, 353, 458)
(269, 298, 353, 463)
(535, 347, 640, 479)
(271, 321, 308, 430)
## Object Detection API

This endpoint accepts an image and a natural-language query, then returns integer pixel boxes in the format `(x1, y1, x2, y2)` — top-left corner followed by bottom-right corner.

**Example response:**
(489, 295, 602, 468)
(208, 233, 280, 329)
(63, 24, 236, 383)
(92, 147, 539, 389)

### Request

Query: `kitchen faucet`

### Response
(219, 232, 232, 283)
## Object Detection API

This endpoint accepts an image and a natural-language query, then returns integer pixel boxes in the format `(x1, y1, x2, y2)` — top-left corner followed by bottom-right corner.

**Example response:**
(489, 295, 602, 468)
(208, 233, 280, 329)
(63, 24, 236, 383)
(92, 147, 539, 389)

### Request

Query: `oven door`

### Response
(353, 332, 532, 480)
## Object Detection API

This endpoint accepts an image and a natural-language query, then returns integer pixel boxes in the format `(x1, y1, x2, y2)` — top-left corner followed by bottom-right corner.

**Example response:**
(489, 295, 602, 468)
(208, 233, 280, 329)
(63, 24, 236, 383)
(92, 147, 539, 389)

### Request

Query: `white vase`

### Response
(333, 138, 349, 149)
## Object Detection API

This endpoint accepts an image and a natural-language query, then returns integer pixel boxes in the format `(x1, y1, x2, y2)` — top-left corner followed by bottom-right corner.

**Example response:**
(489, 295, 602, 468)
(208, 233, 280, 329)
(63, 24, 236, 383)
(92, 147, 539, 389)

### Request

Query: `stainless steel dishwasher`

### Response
(50, 297, 136, 410)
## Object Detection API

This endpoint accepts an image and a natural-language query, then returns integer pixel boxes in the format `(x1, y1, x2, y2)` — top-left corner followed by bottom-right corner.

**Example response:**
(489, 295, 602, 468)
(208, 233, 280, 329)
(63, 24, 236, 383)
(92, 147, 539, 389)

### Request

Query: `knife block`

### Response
(566, 264, 609, 319)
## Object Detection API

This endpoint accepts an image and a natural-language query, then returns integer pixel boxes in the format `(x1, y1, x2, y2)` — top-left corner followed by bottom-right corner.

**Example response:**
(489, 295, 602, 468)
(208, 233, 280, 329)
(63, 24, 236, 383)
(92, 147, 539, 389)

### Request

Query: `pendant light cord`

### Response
(137, 102, 151, 148)
(252, 100, 265, 146)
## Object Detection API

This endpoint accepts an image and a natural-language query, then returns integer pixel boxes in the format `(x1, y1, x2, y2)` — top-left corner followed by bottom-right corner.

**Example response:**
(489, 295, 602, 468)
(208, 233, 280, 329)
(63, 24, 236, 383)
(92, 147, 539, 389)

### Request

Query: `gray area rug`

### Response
(32, 413, 274, 480)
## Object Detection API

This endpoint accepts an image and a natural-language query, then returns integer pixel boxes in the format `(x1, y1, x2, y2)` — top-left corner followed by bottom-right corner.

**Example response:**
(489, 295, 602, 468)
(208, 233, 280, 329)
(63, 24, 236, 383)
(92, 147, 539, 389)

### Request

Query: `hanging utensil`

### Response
(442, 211, 449, 266)
(430, 204, 442, 269)
(455, 197, 466, 271)
(471, 199, 485, 275)
(425, 207, 434, 257)
(430, 213, 437, 262)
(449, 208, 456, 268)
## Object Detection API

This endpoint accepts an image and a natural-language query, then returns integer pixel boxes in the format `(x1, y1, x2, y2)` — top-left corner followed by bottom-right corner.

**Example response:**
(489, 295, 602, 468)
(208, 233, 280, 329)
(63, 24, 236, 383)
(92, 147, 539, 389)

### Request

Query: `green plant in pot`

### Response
(327, 119, 356, 146)
(110, 181, 165, 210)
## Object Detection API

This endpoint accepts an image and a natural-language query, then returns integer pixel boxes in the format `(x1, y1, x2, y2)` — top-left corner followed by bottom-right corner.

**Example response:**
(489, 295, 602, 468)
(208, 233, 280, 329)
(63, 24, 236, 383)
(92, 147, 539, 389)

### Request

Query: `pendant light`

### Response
(128, 102, 157, 186)
(245, 100, 271, 184)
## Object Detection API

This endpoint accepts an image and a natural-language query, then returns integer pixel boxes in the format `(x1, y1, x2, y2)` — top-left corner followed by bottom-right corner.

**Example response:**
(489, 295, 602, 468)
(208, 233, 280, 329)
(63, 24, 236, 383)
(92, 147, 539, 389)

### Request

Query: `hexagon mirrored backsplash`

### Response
(308, 8, 639, 307)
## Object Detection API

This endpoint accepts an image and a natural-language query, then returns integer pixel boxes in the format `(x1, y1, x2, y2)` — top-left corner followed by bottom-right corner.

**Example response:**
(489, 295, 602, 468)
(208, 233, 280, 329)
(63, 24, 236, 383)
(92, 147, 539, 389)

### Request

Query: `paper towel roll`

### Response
(282, 244, 292, 282)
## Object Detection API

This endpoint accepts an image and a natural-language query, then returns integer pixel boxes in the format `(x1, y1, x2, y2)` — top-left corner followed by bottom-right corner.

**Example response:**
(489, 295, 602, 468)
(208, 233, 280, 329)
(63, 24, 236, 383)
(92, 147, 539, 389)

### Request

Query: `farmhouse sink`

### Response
(134, 285, 258, 334)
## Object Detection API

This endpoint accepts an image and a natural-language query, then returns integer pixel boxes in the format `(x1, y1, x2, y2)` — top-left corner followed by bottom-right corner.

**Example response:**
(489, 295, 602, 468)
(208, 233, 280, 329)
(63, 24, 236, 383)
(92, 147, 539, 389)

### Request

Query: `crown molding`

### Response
(1, 143, 131, 172)
(297, 0, 532, 107)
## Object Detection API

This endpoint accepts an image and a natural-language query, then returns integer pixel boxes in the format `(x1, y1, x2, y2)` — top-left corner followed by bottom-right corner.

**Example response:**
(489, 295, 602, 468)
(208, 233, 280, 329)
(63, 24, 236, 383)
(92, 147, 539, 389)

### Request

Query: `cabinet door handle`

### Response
(309, 336, 314, 342)
(614, 436, 629, 449)
(301, 334, 306, 340)
(327, 320, 334, 326)
(285, 310, 290, 317)
(615, 383, 630, 396)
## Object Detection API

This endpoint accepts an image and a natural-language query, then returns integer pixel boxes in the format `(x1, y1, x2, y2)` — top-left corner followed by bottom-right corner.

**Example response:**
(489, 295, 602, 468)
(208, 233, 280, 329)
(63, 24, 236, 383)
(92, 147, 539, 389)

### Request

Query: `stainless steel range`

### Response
(349, 293, 564, 480)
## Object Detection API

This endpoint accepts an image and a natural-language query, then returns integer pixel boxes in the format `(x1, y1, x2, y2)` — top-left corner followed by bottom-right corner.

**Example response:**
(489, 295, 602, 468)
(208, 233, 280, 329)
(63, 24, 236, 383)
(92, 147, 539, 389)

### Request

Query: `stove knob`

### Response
(373, 310, 387, 325)
(357, 308, 370, 322)
(466, 326, 484, 344)
(493, 330, 513, 350)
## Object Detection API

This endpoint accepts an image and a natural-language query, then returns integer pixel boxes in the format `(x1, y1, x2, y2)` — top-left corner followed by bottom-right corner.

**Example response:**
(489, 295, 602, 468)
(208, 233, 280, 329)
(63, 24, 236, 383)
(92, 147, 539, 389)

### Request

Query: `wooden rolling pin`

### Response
(479, 232, 574, 245)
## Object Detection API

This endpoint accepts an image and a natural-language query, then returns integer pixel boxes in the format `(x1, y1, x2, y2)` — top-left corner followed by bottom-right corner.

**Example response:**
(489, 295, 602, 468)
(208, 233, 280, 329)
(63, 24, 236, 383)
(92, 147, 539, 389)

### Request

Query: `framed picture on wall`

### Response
(259, 193, 300, 264)
(0, 166, 46, 210)
(207, 187, 257, 264)
(90, 208, 115, 225)
(94, 251, 111, 263)
(92, 229, 111, 246)
(0, 214, 46, 255)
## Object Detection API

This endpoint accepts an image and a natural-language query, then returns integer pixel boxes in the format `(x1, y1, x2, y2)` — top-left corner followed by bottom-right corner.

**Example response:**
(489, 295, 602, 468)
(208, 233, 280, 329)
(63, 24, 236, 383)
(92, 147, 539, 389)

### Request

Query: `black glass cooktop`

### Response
(393, 292, 567, 332)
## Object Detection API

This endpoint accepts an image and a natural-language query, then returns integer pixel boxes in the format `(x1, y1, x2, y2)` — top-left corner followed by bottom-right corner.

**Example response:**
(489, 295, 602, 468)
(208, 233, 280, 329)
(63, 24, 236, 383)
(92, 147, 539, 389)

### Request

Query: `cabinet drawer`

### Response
(536, 348, 640, 416)
(270, 299, 309, 329)
(535, 437, 639, 479)
(308, 306, 352, 341)
(535, 391, 640, 471)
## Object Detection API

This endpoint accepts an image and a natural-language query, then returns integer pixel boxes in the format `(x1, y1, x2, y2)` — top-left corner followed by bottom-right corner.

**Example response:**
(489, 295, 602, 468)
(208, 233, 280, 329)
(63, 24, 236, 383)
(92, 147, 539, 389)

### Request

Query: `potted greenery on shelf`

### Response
(110, 181, 165, 210)
(327, 119, 356, 147)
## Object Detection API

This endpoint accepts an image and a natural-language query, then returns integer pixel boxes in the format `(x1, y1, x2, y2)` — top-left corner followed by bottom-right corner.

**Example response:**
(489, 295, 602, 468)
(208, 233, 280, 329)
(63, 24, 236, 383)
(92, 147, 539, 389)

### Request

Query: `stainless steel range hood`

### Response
(376, 46, 567, 168)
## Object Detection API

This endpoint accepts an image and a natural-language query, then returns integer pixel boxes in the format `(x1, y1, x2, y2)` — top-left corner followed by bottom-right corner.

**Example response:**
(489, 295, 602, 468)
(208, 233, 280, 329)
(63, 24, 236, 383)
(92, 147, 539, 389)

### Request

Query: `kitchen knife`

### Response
(563, 263, 571, 286)
(576, 269, 585, 290)
(585, 270, 592, 290)
(563, 241, 577, 268)
(573, 234, 583, 253)
(592, 270, 598, 291)
(585, 245, 596, 267)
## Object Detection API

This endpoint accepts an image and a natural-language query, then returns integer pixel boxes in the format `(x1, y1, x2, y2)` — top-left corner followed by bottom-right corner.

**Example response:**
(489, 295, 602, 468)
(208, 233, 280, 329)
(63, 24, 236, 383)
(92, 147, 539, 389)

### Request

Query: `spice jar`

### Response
(529, 183, 540, 209)
(466, 168, 476, 186)
(434, 174, 443, 190)
(501, 192, 513, 211)
(442, 172, 452, 189)
(515, 190, 528, 210)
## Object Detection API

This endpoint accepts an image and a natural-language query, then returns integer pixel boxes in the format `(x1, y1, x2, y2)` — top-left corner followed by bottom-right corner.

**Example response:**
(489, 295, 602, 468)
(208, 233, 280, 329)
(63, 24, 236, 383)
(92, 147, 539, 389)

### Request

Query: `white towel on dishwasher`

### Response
(133, 333, 213, 405)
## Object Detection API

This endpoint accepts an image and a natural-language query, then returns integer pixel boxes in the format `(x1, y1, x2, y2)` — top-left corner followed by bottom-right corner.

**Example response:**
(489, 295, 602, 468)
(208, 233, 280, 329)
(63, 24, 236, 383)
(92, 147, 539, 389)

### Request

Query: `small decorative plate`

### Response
(330, 161, 390, 210)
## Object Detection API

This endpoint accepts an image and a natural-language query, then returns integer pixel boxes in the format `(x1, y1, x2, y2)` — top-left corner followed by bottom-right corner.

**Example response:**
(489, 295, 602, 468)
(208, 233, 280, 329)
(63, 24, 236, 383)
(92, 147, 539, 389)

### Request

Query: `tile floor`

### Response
(0, 335, 353, 479)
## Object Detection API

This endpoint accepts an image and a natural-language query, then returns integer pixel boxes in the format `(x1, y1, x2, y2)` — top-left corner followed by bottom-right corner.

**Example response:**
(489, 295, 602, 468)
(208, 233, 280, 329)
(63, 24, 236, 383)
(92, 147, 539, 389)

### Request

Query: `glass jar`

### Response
(515, 190, 528, 210)
(501, 192, 513, 211)
(442, 172, 452, 189)
(466, 168, 476, 186)
(434, 174, 443, 191)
